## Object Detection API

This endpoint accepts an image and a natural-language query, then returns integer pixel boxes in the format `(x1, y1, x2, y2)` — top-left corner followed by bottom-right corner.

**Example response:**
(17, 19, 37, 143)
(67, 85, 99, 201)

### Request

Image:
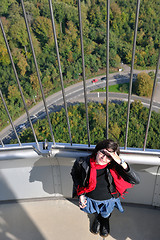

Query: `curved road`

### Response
(1, 68, 160, 143)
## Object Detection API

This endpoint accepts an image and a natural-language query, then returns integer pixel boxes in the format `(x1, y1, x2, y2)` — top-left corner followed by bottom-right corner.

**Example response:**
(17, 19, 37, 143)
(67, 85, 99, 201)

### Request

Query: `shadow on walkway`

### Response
(0, 175, 46, 240)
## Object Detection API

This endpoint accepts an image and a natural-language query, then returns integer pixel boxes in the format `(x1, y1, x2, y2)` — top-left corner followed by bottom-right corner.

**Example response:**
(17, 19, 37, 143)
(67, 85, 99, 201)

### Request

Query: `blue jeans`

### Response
(81, 197, 124, 218)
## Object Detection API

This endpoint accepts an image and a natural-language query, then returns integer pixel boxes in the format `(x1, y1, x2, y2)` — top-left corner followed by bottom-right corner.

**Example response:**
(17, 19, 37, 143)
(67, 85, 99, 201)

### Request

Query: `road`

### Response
(0, 67, 160, 143)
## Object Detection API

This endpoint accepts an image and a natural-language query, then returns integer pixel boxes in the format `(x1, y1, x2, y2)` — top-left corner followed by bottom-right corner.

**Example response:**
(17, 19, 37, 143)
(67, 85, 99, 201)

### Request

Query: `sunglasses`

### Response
(99, 150, 114, 160)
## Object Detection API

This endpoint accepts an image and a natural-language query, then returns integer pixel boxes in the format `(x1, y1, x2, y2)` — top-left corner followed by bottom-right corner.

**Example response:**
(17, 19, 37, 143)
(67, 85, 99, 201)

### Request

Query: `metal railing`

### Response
(0, 0, 159, 153)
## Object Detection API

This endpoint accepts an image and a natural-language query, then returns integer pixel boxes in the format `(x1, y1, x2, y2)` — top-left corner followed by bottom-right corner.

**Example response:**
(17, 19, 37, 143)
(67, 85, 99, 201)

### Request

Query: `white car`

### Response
(30, 115, 37, 120)
(19, 124, 26, 129)
(27, 115, 37, 121)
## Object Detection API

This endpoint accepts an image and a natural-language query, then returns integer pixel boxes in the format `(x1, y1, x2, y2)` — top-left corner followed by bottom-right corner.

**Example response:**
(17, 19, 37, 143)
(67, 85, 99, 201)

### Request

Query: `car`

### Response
(92, 78, 98, 83)
(19, 124, 26, 129)
(101, 77, 106, 81)
(30, 115, 37, 120)
(27, 115, 37, 121)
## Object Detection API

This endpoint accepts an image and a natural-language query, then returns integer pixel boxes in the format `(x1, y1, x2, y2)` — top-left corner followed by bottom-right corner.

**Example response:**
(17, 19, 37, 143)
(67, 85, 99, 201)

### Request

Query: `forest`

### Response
(0, 0, 159, 146)
(11, 100, 160, 149)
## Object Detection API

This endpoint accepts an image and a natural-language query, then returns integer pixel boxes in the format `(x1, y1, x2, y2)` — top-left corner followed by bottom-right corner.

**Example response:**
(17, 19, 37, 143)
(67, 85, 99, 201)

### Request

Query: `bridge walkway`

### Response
(0, 198, 159, 240)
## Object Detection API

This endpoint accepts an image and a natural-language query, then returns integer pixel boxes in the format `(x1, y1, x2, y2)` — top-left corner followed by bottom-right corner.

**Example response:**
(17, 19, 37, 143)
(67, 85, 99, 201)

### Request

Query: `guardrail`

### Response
(0, 143, 160, 207)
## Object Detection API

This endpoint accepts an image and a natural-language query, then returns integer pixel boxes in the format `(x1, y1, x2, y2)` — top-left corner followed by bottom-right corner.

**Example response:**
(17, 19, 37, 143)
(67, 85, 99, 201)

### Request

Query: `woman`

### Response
(71, 139, 140, 237)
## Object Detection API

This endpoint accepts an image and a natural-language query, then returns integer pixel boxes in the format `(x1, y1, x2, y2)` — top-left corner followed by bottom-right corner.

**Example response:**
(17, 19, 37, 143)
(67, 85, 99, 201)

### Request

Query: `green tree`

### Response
(32, 16, 54, 47)
(134, 72, 153, 97)
(15, 100, 160, 149)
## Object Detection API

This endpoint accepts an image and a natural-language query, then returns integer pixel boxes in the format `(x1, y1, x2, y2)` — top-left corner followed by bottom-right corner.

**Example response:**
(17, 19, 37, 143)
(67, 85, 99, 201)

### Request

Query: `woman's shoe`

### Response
(99, 216, 110, 237)
(91, 215, 100, 234)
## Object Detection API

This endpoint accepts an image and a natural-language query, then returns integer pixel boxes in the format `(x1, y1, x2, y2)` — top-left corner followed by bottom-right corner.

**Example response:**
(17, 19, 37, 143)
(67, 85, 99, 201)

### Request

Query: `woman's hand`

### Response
(79, 195, 87, 208)
(104, 150, 128, 170)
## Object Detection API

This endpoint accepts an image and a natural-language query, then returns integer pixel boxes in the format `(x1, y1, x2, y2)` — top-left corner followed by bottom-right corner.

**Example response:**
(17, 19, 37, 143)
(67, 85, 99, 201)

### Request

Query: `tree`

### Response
(0, 18, 10, 65)
(9, 13, 29, 48)
(12, 48, 28, 76)
(134, 72, 153, 97)
(32, 16, 54, 47)
(110, 48, 121, 67)
(109, 122, 121, 140)
(30, 72, 41, 97)
(0, 43, 10, 65)
(16, 100, 160, 149)
(0, 0, 17, 15)
(0, 97, 8, 129)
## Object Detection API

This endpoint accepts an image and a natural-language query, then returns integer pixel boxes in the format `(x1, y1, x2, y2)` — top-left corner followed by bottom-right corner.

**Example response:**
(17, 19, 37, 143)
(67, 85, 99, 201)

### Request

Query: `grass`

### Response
(92, 83, 129, 93)
(109, 83, 129, 93)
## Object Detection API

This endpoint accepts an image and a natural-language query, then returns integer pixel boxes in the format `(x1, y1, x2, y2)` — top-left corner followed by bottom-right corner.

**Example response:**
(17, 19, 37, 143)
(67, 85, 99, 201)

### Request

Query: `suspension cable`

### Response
(20, 0, 56, 145)
(0, 90, 21, 146)
(48, 0, 72, 145)
(143, 49, 160, 150)
(77, 0, 91, 146)
(0, 17, 40, 149)
(124, 0, 141, 149)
